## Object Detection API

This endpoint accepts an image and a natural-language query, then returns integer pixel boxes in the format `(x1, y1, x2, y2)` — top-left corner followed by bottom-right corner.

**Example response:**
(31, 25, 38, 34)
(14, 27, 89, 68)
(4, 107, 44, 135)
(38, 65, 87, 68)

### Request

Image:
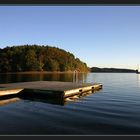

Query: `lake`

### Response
(0, 72, 140, 135)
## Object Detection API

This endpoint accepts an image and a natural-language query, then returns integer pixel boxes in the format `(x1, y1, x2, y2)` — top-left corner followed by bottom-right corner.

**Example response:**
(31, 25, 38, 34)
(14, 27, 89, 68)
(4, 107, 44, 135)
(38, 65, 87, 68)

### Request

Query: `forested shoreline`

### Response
(90, 67, 136, 73)
(0, 45, 89, 73)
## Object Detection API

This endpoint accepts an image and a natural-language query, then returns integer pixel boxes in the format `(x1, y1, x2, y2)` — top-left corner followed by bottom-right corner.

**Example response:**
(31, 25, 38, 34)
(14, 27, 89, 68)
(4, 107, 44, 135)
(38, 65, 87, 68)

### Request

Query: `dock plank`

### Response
(0, 81, 102, 98)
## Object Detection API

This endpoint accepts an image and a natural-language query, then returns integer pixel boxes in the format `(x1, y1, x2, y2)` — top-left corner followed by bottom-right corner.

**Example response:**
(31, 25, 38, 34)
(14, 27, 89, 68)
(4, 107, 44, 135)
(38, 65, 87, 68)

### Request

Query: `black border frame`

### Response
(0, 1, 140, 140)
(0, 0, 140, 4)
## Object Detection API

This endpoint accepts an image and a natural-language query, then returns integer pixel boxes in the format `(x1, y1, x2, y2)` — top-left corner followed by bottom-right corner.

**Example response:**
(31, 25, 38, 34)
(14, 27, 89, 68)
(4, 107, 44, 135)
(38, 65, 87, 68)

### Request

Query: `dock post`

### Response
(73, 70, 78, 83)
(82, 73, 84, 83)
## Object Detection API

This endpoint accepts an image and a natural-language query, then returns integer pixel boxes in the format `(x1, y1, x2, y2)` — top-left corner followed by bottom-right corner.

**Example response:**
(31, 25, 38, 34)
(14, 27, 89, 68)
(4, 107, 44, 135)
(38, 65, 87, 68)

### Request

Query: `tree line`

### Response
(0, 45, 89, 72)
(90, 67, 136, 73)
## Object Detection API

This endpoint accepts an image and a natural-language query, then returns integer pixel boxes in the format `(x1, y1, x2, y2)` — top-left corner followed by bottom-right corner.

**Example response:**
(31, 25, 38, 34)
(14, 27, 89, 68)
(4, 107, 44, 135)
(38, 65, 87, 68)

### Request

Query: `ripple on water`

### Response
(0, 73, 140, 134)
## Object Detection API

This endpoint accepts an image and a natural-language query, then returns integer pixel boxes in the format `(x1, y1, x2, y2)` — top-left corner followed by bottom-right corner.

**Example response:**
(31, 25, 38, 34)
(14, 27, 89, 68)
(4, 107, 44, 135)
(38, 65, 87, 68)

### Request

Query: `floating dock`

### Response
(0, 81, 102, 99)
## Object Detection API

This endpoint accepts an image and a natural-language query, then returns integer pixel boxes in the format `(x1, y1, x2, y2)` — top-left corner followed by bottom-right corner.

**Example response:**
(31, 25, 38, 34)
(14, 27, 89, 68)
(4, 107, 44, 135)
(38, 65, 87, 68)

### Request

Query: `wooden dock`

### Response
(0, 81, 102, 99)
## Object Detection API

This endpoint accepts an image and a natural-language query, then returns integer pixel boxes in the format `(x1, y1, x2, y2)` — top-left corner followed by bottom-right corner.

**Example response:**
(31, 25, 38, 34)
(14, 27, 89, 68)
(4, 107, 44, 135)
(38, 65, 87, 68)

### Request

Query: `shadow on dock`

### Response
(0, 88, 102, 106)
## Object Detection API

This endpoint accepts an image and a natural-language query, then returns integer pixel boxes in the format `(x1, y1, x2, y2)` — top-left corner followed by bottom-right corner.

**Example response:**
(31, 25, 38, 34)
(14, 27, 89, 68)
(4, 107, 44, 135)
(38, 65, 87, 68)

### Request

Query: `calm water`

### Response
(0, 73, 140, 135)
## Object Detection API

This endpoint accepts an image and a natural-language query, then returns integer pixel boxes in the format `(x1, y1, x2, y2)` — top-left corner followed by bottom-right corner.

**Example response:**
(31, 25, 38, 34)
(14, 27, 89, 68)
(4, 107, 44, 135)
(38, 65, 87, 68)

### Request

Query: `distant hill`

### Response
(0, 45, 89, 72)
(90, 67, 136, 73)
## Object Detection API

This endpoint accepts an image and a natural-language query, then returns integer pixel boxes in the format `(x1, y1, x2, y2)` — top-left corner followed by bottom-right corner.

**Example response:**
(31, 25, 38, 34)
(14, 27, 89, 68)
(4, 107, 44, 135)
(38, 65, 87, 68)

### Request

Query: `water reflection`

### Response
(0, 95, 20, 106)
(65, 90, 96, 104)
(0, 88, 102, 106)
(136, 74, 140, 86)
(0, 73, 88, 84)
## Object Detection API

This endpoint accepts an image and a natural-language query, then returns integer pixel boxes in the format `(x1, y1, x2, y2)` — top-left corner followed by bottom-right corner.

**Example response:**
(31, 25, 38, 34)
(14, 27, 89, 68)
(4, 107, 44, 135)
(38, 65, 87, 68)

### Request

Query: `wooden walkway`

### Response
(0, 81, 102, 98)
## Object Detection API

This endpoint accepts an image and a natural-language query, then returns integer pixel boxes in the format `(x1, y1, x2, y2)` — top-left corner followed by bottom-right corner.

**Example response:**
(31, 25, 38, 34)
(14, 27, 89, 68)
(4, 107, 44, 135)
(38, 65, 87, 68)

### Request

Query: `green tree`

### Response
(25, 49, 39, 71)
(0, 45, 89, 72)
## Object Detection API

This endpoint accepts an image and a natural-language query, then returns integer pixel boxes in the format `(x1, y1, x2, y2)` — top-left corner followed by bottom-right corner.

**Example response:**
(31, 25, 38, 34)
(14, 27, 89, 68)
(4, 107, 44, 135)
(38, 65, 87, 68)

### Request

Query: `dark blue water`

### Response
(0, 73, 140, 135)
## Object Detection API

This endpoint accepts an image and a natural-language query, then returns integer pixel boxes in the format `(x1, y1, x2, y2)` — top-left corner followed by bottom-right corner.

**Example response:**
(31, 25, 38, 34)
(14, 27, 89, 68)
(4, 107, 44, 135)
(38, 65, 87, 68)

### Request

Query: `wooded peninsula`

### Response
(0, 45, 89, 73)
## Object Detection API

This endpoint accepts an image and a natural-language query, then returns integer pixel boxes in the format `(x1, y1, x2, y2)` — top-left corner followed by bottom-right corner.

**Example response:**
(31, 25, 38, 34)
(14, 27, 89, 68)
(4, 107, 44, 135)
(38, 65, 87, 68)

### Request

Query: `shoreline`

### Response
(0, 71, 89, 74)
(0, 71, 137, 74)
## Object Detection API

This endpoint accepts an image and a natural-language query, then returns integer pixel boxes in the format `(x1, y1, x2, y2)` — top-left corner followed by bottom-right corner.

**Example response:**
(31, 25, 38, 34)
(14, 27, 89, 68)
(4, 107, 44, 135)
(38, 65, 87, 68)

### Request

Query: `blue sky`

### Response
(0, 6, 140, 69)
